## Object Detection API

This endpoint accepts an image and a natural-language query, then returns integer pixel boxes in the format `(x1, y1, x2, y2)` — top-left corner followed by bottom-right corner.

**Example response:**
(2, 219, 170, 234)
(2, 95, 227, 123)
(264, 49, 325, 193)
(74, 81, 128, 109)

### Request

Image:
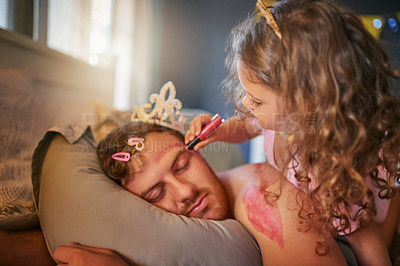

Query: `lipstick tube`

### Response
(187, 114, 224, 150)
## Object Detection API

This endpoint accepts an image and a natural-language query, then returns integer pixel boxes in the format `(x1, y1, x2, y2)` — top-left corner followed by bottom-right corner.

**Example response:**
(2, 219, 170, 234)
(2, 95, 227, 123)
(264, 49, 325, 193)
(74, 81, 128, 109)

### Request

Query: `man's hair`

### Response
(97, 122, 184, 184)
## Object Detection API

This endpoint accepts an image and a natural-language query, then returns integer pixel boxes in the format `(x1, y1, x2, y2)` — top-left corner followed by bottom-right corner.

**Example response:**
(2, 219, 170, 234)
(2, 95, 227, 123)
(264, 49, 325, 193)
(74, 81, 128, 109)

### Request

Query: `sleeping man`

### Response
(54, 121, 352, 265)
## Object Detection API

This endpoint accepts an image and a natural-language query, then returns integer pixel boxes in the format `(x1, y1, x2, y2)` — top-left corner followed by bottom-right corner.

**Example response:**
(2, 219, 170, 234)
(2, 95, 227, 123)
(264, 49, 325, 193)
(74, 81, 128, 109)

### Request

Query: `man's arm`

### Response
(54, 242, 133, 266)
(0, 230, 56, 266)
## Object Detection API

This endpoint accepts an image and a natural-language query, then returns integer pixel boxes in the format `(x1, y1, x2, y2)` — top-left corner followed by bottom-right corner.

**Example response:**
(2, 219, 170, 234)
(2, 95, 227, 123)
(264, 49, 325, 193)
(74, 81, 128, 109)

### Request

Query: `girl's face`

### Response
(238, 62, 282, 131)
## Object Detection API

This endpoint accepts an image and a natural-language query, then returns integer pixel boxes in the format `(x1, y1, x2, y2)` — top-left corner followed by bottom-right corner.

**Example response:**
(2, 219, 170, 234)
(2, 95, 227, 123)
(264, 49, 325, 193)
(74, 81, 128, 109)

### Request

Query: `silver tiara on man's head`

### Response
(131, 81, 186, 133)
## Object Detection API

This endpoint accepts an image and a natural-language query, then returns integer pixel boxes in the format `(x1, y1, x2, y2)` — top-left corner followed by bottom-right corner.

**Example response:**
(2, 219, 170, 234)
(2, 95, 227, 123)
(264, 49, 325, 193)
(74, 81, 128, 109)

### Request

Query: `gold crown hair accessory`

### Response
(131, 81, 186, 133)
(256, 0, 282, 40)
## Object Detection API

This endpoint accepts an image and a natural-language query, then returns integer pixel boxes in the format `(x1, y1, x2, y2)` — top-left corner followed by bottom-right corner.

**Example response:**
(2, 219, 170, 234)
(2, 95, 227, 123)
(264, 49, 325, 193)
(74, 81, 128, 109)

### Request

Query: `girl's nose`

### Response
(242, 94, 253, 111)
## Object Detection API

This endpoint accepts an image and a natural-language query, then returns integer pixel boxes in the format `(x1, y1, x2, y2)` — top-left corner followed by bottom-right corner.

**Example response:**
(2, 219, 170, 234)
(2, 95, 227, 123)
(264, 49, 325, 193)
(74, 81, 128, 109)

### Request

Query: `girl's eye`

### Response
(251, 98, 261, 106)
(147, 185, 165, 203)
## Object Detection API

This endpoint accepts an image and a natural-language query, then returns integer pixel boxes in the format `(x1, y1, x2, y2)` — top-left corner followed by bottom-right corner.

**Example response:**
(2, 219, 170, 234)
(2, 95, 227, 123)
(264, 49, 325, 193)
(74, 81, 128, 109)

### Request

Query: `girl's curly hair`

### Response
(223, 0, 400, 255)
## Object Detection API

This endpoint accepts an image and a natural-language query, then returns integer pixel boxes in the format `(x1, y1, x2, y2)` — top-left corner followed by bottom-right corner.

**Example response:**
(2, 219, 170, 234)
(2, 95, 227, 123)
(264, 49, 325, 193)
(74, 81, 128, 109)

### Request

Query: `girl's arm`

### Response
(376, 192, 400, 249)
(346, 225, 391, 266)
(185, 114, 261, 150)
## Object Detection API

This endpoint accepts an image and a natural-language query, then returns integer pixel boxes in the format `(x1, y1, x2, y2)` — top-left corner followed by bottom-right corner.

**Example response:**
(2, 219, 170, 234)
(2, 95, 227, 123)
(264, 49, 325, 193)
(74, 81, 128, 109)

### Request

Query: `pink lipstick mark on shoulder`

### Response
(254, 163, 281, 185)
(254, 163, 264, 178)
(243, 184, 284, 249)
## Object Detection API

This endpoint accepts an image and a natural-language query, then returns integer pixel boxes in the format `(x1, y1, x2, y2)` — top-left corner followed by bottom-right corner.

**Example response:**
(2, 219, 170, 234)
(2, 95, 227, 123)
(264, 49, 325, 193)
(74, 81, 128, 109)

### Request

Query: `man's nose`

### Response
(170, 175, 196, 203)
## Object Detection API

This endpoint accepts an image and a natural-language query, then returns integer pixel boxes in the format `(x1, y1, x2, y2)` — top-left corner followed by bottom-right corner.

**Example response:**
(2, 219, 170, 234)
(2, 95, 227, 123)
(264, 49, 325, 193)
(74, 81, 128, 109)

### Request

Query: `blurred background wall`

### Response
(155, 0, 253, 117)
(1, 0, 399, 161)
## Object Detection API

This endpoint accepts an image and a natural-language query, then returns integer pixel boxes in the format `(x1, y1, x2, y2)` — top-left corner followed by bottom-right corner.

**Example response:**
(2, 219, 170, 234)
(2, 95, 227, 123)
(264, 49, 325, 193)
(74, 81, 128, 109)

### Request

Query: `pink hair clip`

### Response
(112, 136, 145, 162)
(112, 152, 131, 162)
(127, 137, 144, 151)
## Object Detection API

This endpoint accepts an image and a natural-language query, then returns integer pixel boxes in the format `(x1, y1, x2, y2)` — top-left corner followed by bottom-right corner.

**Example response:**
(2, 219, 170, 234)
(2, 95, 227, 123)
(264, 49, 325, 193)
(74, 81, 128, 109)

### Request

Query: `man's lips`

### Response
(187, 194, 208, 216)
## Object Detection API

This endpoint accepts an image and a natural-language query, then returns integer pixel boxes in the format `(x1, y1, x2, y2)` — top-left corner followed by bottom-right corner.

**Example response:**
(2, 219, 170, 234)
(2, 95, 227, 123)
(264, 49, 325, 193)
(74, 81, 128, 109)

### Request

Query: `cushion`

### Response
(0, 68, 107, 231)
(0, 69, 44, 230)
(32, 124, 262, 266)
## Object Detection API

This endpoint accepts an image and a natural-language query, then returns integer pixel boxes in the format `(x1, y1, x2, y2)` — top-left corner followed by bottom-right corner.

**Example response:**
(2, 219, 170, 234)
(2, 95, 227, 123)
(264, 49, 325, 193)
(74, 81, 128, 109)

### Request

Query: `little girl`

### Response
(186, 0, 400, 264)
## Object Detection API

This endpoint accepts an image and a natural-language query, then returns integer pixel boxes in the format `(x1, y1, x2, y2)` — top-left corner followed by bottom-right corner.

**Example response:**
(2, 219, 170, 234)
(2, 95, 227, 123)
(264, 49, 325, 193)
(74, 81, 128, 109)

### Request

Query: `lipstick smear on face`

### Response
(243, 184, 284, 249)
(154, 143, 186, 163)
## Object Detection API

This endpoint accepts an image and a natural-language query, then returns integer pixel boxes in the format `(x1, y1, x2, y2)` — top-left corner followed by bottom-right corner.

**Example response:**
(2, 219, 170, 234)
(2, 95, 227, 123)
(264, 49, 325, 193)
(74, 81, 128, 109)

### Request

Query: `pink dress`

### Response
(263, 129, 391, 234)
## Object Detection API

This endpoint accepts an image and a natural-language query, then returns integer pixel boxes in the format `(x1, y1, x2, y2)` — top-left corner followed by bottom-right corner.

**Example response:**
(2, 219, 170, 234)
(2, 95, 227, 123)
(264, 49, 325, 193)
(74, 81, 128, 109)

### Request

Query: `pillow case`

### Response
(32, 124, 261, 266)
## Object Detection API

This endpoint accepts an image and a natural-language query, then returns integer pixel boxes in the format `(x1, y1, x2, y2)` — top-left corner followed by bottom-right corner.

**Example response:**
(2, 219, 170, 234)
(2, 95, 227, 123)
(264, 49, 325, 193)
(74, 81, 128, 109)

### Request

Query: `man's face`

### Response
(122, 132, 230, 220)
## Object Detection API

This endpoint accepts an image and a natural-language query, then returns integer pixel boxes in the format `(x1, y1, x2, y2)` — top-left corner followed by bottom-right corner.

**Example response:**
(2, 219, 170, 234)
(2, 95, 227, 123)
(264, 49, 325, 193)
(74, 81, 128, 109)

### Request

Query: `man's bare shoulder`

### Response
(217, 163, 281, 206)
(217, 162, 281, 192)
(217, 163, 255, 187)
(219, 163, 347, 265)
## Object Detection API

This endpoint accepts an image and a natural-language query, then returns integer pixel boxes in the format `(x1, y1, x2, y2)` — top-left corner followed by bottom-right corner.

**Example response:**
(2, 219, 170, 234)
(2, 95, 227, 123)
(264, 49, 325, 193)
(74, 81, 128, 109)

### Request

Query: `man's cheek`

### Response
(243, 184, 284, 249)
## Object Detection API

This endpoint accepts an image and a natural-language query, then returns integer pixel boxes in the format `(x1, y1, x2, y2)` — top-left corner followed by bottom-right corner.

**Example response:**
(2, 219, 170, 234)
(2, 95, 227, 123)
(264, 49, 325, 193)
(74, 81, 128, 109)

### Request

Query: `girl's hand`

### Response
(185, 113, 221, 151)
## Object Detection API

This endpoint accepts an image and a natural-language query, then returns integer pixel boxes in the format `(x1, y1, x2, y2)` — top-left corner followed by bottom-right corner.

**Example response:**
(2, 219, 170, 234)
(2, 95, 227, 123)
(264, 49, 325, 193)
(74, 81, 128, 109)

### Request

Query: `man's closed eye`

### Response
(146, 184, 166, 203)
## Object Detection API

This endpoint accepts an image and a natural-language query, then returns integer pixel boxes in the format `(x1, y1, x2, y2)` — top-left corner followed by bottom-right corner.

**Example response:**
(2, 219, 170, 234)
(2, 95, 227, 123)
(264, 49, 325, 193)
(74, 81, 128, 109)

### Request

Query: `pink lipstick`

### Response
(186, 114, 224, 150)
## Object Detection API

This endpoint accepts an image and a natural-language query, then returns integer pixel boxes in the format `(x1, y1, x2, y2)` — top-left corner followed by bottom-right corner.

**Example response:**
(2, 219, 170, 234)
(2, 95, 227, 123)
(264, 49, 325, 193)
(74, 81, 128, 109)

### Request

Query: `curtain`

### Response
(112, 0, 156, 110)
(47, 0, 157, 110)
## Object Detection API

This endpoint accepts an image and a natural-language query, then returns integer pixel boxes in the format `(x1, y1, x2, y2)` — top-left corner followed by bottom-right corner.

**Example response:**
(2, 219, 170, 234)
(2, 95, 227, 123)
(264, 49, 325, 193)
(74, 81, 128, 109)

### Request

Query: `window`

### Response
(0, 0, 8, 30)
(0, 0, 157, 111)
(47, 0, 113, 67)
